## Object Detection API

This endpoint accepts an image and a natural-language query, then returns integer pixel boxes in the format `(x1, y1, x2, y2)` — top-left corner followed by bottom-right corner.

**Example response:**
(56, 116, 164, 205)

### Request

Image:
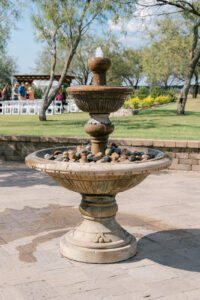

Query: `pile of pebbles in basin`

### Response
(44, 143, 155, 163)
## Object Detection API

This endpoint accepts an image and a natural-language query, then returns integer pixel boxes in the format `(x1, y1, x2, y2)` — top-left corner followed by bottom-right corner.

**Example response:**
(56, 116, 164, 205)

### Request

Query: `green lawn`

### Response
(0, 97, 200, 140)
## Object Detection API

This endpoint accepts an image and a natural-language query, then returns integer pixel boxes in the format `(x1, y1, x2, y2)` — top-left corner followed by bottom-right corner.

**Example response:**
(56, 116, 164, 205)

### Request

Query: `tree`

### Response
(0, 55, 17, 86)
(177, 16, 200, 114)
(192, 64, 200, 98)
(32, 0, 134, 121)
(34, 44, 67, 74)
(121, 49, 143, 88)
(0, 1, 20, 86)
(135, 0, 200, 114)
(103, 47, 143, 87)
(154, 1, 200, 17)
(0, 0, 20, 52)
(142, 16, 190, 88)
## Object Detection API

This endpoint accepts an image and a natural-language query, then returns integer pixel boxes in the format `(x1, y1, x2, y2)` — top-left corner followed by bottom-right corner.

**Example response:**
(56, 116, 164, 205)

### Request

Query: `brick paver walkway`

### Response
(1, 162, 200, 300)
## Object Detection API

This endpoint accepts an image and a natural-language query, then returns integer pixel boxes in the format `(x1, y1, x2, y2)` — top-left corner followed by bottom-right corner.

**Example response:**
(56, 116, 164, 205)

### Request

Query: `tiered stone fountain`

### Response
(26, 49, 171, 263)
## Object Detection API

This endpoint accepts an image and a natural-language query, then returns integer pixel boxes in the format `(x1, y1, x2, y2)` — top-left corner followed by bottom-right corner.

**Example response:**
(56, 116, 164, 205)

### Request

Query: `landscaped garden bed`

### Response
(122, 86, 177, 113)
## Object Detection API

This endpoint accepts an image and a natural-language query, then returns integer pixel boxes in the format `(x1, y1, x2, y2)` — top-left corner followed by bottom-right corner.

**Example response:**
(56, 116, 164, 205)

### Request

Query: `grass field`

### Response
(0, 97, 199, 140)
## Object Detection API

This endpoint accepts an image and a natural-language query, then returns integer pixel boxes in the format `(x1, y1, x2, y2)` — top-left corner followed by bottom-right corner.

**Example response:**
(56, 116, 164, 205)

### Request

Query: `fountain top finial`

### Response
(88, 49, 111, 86)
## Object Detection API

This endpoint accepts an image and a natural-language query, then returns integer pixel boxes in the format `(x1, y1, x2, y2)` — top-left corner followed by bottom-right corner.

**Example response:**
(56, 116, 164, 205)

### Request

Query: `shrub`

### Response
(140, 96, 155, 108)
(130, 88, 136, 98)
(123, 94, 174, 110)
(123, 97, 140, 109)
(123, 100, 131, 109)
(137, 86, 149, 100)
(150, 86, 163, 98)
(154, 95, 170, 105)
(130, 97, 140, 109)
(166, 88, 177, 102)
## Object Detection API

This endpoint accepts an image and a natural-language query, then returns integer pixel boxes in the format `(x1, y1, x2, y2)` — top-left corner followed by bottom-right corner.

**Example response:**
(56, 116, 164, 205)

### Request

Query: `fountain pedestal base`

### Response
(60, 194, 137, 263)
(60, 219, 137, 263)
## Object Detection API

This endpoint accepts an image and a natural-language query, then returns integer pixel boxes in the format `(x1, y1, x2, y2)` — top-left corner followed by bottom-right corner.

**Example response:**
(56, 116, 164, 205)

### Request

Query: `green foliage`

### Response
(0, 1, 20, 85)
(0, 1, 21, 52)
(137, 87, 149, 100)
(117, 48, 143, 88)
(0, 55, 17, 86)
(150, 86, 163, 98)
(166, 88, 177, 102)
(142, 16, 191, 87)
(33, 86, 43, 99)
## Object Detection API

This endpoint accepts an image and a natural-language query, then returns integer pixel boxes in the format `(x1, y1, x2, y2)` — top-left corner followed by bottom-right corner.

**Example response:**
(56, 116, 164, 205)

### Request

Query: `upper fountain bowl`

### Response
(67, 55, 132, 113)
(88, 57, 111, 74)
(67, 85, 132, 113)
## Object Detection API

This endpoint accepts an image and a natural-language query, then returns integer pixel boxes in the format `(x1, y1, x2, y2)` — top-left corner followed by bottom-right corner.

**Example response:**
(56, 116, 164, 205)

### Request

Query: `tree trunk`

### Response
(39, 29, 58, 122)
(39, 101, 48, 121)
(192, 71, 199, 98)
(43, 39, 81, 112)
(192, 84, 199, 98)
(134, 79, 139, 89)
(177, 78, 191, 115)
(177, 20, 200, 115)
(39, 107, 47, 121)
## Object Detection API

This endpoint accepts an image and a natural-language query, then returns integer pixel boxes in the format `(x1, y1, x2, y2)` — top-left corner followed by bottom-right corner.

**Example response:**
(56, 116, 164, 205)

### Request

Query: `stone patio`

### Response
(1, 161, 200, 300)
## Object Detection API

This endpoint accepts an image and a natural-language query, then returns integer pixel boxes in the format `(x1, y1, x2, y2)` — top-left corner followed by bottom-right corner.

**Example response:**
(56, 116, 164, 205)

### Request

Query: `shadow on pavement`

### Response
(127, 229, 200, 272)
(0, 167, 58, 187)
(0, 194, 200, 271)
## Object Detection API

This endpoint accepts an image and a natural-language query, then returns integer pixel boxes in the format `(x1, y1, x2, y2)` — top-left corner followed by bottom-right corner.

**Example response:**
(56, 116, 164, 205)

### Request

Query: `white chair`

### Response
(46, 103, 54, 115)
(4, 101, 12, 114)
(70, 103, 79, 112)
(11, 101, 20, 115)
(0, 101, 4, 114)
(63, 104, 69, 113)
(54, 100, 62, 114)
(20, 100, 29, 115)
(68, 99, 80, 113)
(35, 100, 43, 115)
(28, 100, 37, 115)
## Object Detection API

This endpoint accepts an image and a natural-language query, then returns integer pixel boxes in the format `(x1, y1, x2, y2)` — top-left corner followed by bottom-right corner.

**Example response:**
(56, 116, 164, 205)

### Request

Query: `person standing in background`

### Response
(2, 83, 11, 100)
(27, 83, 35, 100)
(13, 83, 19, 100)
(18, 82, 26, 100)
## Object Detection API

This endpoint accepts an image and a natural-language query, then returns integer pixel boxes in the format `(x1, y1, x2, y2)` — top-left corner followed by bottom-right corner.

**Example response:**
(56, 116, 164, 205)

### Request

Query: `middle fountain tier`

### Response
(68, 55, 131, 154)
(26, 50, 171, 263)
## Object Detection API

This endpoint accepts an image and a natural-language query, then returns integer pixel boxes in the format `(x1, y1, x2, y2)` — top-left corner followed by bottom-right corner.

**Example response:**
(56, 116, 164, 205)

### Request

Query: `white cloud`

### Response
(108, 4, 164, 47)
(108, 5, 157, 34)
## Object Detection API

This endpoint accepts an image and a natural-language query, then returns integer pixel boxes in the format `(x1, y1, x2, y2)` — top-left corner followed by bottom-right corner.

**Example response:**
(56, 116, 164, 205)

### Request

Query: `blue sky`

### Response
(7, 6, 151, 74)
(8, 14, 42, 74)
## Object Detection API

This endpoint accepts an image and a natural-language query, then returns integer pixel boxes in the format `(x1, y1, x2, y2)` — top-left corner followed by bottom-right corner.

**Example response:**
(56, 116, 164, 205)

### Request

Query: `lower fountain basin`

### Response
(26, 146, 171, 194)
(26, 146, 171, 263)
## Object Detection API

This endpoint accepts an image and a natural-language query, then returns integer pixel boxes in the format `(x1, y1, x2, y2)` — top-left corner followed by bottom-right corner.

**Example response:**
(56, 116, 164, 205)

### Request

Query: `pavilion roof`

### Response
(13, 74, 75, 84)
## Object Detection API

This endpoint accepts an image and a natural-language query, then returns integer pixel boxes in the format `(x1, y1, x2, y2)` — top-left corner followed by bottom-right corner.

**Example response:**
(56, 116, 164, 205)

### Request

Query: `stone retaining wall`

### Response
(0, 134, 200, 171)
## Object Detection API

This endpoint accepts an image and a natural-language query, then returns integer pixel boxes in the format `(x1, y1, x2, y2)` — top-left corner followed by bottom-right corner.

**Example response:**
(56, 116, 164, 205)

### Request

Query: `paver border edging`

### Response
(0, 134, 199, 171)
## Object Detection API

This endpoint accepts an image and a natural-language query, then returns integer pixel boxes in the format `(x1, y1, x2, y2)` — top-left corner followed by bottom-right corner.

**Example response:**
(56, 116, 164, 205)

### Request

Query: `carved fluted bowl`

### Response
(67, 86, 132, 113)
(26, 147, 171, 195)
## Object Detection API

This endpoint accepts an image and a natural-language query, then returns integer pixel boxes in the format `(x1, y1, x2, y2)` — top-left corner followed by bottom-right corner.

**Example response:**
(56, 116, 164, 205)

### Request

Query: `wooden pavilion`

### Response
(13, 74, 75, 85)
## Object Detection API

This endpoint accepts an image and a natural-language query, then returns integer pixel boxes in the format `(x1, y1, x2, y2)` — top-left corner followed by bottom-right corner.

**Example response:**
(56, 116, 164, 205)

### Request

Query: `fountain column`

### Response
(84, 55, 114, 154)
